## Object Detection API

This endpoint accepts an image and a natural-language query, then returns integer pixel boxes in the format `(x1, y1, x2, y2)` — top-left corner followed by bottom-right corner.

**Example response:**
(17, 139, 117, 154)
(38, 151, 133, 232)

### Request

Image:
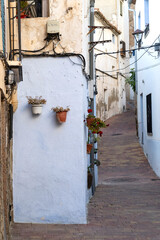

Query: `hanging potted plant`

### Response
(87, 143, 93, 154)
(87, 131, 93, 154)
(52, 106, 70, 123)
(27, 96, 47, 115)
(87, 116, 109, 137)
(86, 109, 95, 125)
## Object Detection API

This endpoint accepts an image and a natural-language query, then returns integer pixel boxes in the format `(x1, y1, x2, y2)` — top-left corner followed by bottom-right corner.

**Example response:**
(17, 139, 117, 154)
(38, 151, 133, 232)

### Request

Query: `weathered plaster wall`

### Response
(94, 15, 121, 121)
(0, 95, 13, 240)
(0, 61, 6, 95)
(13, 57, 88, 223)
(15, 0, 89, 56)
(95, 0, 117, 26)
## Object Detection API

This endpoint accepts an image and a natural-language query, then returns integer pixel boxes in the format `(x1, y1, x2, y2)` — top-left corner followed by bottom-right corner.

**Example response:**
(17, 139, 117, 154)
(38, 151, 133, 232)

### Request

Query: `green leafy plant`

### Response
(20, 1, 28, 10)
(125, 68, 135, 92)
(27, 96, 46, 105)
(87, 117, 106, 134)
(86, 109, 109, 137)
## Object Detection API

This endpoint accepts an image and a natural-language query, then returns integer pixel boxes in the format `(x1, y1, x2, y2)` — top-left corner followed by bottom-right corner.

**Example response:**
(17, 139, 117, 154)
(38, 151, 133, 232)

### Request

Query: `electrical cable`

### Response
(98, 34, 160, 73)
(12, 41, 49, 54)
(97, 61, 160, 79)
(19, 52, 89, 79)
(0, 51, 9, 70)
(95, 43, 160, 57)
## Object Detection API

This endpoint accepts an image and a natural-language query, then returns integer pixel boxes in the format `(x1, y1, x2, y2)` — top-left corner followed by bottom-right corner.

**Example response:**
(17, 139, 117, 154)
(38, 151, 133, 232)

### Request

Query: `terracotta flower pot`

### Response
(87, 118, 95, 126)
(87, 144, 93, 154)
(88, 170, 93, 189)
(56, 111, 67, 123)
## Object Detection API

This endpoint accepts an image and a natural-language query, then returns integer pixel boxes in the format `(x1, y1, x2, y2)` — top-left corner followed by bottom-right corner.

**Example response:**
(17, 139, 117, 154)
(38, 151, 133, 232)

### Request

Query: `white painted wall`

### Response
(135, 0, 160, 176)
(13, 57, 88, 223)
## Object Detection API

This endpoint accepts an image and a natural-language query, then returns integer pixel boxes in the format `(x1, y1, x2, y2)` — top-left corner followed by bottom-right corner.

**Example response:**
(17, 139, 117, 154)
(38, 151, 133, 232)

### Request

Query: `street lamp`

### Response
(132, 29, 144, 49)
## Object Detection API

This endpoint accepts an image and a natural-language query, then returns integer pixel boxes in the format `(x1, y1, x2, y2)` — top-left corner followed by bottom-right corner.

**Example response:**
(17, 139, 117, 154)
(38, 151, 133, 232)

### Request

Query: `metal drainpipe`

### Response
(89, 0, 95, 195)
(128, 7, 137, 93)
(128, 5, 139, 139)
(1, 0, 6, 54)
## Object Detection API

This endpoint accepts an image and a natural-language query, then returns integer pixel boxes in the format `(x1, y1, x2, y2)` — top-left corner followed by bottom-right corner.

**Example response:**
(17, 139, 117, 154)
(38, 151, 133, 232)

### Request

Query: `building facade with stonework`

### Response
(95, 0, 130, 121)
(0, 0, 17, 239)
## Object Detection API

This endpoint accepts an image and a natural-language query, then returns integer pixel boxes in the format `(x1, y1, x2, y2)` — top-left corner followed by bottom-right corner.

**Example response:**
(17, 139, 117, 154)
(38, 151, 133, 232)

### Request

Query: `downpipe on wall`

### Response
(89, 0, 96, 195)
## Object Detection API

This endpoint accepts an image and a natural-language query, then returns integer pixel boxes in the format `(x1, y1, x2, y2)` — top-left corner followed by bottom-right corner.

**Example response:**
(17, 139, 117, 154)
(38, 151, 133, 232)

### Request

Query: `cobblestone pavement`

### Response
(10, 105, 160, 240)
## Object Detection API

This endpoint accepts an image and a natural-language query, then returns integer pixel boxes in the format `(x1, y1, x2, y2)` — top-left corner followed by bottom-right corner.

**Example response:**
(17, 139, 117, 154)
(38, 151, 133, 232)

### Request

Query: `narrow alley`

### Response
(10, 104, 160, 240)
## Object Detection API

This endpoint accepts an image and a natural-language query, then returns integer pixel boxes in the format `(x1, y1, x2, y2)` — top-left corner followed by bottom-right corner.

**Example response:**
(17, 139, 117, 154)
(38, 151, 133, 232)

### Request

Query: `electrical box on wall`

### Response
(47, 20, 60, 34)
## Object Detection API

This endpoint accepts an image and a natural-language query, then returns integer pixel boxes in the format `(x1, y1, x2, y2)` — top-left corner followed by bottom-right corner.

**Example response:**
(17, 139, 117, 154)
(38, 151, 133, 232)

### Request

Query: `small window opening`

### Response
(120, 40, 126, 58)
(144, 0, 149, 36)
(19, 0, 49, 18)
(138, 12, 141, 30)
(146, 93, 152, 134)
(112, 34, 115, 44)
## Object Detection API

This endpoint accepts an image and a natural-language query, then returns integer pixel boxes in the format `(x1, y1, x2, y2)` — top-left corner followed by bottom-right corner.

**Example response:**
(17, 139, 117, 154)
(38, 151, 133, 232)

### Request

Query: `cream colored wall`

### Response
(0, 61, 6, 95)
(95, 0, 130, 120)
(95, 0, 117, 26)
(95, 18, 120, 121)
(82, 0, 90, 72)
(4, 0, 88, 111)
(16, 0, 89, 56)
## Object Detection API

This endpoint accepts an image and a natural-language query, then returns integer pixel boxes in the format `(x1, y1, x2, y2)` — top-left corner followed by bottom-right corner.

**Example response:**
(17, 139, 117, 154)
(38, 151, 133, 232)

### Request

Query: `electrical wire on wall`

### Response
(96, 61, 160, 79)
(11, 30, 90, 80)
(95, 34, 160, 75)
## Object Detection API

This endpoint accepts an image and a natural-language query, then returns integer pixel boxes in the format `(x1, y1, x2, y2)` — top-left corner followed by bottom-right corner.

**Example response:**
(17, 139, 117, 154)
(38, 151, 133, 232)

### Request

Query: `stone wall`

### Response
(0, 91, 13, 240)
(129, 4, 135, 49)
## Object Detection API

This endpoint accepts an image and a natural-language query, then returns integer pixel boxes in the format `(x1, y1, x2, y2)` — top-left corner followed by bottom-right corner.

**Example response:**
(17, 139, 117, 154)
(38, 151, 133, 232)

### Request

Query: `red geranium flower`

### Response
(98, 131, 103, 137)
(92, 131, 96, 134)
(88, 109, 92, 113)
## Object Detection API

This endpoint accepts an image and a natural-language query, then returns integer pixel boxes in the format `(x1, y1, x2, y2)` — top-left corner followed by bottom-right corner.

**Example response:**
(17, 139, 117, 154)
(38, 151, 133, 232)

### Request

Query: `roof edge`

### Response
(94, 9, 121, 35)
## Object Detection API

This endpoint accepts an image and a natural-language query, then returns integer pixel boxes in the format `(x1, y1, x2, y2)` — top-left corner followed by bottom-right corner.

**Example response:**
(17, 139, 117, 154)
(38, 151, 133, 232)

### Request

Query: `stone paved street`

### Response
(10, 105, 160, 240)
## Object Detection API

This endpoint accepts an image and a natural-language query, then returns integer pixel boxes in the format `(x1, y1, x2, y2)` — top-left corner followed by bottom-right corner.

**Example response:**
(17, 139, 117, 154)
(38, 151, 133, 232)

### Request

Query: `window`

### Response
(144, 0, 149, 36)
(19, 0, 49, 18)
(138, 12, 141, 30)
(144, 0, 149, 26)
(146, 93, 152, 134)
(112, 34, 115, 44)
(120, 40, 126, 58)
(120, 1, 123, 16)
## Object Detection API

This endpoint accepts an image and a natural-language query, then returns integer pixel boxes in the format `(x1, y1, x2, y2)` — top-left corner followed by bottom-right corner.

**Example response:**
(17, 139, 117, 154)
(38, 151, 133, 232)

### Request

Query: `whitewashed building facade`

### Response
(133, 0, 160, 176)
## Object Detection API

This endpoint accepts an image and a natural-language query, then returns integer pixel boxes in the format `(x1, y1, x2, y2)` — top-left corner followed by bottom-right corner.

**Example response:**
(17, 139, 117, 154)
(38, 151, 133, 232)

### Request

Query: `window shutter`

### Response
(120, 40, 126, 58)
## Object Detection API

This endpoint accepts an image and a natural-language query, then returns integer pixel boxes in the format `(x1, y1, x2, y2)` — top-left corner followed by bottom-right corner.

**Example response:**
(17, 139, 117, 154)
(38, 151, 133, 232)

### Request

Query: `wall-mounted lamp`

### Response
(132, 29, 144, 49)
